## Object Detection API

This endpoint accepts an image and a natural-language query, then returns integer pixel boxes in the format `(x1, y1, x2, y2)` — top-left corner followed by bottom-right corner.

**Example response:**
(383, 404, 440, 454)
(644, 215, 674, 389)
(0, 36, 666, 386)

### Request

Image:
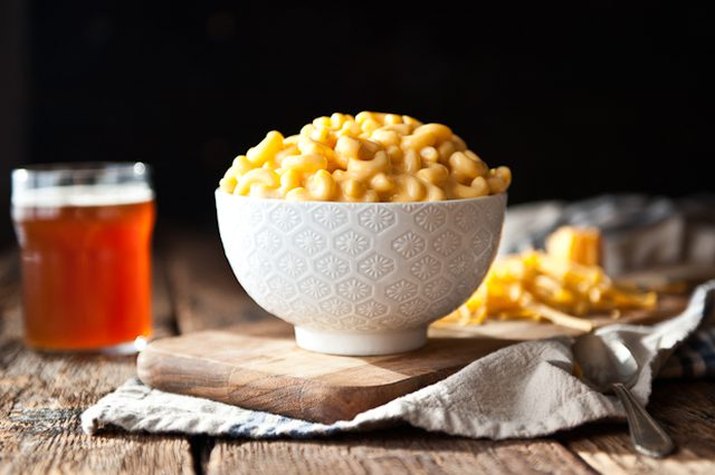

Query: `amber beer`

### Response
(11, 163, 155, 352)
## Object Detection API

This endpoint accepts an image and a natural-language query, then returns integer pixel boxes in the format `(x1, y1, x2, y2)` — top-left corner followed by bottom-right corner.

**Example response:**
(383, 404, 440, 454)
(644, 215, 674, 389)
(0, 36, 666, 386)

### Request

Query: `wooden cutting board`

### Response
(136, 295, 685, 424)
(137, 328, 517, 424)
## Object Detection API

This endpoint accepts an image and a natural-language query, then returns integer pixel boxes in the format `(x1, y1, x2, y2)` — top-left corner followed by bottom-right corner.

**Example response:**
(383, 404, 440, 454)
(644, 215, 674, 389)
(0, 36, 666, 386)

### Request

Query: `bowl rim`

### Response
(215, 188, 507, 207)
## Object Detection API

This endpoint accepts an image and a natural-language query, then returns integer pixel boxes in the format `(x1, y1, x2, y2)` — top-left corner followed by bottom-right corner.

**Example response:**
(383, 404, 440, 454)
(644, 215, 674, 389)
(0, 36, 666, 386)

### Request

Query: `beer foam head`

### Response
(12, 183, 154, 208)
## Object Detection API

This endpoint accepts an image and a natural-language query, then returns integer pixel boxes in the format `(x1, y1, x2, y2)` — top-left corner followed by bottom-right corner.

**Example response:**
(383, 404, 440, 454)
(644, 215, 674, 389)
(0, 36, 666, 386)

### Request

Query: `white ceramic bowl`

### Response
(216, 189, 506, 355)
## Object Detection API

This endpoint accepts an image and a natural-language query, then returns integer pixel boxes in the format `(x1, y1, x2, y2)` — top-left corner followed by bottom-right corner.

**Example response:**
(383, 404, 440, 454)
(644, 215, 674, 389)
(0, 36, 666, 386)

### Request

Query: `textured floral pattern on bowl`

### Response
(216, 190, 507, 355)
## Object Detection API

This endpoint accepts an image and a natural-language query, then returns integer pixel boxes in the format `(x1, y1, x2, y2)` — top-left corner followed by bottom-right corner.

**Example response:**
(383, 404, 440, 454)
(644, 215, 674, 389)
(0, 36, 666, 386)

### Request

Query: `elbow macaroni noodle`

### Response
(219, 112, 512, 202)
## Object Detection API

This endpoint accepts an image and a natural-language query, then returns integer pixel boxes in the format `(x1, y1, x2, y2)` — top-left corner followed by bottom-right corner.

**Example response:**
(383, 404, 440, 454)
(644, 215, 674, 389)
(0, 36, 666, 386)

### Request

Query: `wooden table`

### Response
(1, 229, 714, 474)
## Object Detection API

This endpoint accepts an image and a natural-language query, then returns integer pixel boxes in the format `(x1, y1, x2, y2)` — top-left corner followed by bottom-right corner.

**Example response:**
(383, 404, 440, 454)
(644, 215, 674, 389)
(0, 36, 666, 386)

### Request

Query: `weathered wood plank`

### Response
(206, 428, 595, 475)
(151, 253, 177, 340)
(0, 344, 193, 474)
(0, 250, 20, 340)
(563, 380, 715, 475)
(163, 231, 280, 334)
(0, 248, 193, 475)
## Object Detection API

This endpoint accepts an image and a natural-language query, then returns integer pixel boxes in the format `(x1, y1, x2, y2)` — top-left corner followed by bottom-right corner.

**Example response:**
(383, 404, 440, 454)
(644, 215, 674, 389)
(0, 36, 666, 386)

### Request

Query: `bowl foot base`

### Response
(294, 326, 427, 356)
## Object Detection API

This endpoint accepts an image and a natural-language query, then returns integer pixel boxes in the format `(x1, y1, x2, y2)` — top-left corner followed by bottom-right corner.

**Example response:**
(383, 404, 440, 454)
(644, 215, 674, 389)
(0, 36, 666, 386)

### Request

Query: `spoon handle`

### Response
(612, 382, 675, 458)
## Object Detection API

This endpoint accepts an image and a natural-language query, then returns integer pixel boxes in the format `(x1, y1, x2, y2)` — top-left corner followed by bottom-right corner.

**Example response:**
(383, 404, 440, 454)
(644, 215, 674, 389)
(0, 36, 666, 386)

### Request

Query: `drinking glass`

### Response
(11, 162, 155, 353)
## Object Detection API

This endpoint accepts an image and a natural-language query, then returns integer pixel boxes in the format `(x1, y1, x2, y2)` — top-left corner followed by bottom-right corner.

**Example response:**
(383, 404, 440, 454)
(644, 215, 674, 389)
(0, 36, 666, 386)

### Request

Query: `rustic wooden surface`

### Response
(1, 229, 714, 474)
(0, 250, 193, 474)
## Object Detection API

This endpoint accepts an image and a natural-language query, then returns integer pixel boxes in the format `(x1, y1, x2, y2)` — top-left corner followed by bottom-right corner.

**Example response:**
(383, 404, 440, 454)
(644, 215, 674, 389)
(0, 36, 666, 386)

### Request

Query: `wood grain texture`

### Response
(0, 249, 193, 475)
(150, 253, 178, 340)
(0, 251, 20, 340)
(563, 380, 715, 475)
(137, 329, 515, 423)
(206, 428, 596, 475)
(163, 231, 272, 334)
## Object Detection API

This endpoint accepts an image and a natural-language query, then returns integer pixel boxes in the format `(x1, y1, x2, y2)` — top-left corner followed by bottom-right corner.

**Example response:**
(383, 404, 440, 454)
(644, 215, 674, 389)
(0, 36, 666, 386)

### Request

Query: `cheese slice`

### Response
(545, 226, 602, 266)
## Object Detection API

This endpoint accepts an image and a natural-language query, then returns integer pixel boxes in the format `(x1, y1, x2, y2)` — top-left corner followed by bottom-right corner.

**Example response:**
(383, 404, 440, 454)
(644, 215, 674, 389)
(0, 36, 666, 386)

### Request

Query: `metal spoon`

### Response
(573, 334, 675, 458)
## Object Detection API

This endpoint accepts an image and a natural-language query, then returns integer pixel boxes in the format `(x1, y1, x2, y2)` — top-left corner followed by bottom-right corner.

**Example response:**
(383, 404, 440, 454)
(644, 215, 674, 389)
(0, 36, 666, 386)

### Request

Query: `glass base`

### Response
(27, 335, 149, 355)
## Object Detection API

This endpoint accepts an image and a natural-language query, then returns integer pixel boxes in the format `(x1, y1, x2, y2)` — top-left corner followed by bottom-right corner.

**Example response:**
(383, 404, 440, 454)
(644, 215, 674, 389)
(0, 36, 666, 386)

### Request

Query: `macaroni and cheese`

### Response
(219, 112, 512, 202)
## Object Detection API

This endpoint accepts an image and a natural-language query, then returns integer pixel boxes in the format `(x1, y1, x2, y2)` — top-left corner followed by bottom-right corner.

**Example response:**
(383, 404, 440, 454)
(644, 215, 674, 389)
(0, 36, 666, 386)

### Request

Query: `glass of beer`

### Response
(11, 162, 155, 353)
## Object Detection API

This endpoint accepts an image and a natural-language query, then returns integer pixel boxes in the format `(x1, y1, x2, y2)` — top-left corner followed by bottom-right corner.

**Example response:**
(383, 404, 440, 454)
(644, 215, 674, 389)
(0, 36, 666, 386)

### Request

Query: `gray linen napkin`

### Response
(82, 281, 715, 439)
(499, 193, 715, 275)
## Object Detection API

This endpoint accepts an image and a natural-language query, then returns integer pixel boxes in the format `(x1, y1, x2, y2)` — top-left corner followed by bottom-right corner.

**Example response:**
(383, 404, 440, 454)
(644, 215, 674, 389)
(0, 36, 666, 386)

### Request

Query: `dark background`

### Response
(1, 1, 713, 246)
